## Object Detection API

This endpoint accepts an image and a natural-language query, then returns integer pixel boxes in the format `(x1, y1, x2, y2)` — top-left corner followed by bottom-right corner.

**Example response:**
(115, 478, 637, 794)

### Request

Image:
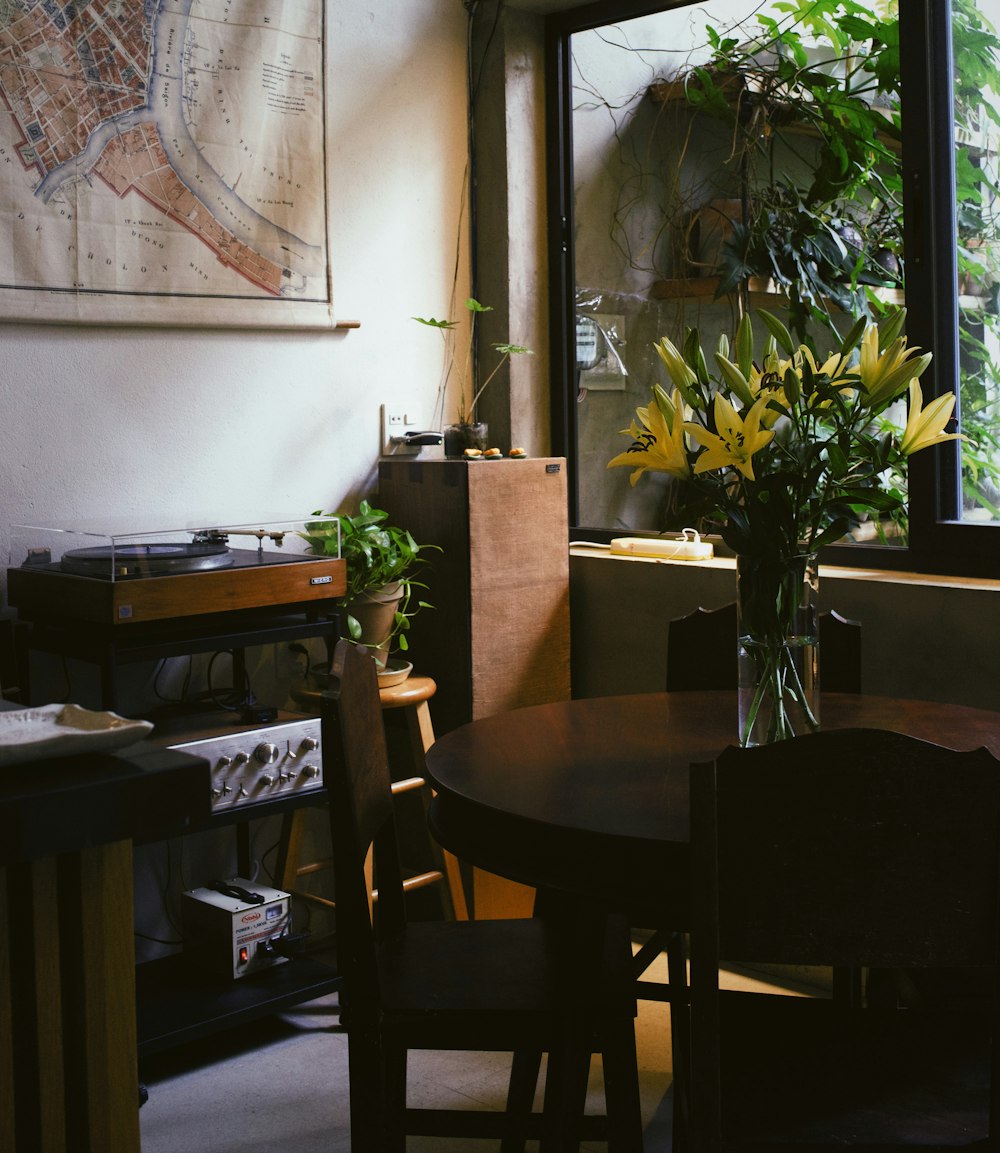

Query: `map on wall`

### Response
(0, 0, 332, 328)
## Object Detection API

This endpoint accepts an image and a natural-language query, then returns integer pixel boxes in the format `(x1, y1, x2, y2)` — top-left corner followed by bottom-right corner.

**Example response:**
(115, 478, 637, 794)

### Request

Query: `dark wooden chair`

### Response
(665, 602, 862, 693)
(688, 728, 1000, 1152)
(322, 639, 642, 1151)
(648, 602, 864, 1143)
(0, 617, 21, 702)
(666, 603, 739, 691)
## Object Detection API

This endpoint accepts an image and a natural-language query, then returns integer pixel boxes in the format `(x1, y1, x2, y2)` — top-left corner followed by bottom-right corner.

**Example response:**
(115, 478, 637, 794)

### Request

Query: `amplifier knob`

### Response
(300, 736, 319, 752)
(255, 742, 279, 764)
(211, 787, 223, 800)
(261, 773, 276, 787)
(233, 752, 250, 766)
(301, 764, 321, 779)
(216, 754, 233, 769)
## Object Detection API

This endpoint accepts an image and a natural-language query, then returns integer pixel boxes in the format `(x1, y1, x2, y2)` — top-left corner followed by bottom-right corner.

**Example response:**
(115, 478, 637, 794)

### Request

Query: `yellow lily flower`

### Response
(653, 335, 699, 407)
(608, 386, 691, 485)
(858, 324, 932, 409)
(684, 393, 774, 481)
(900, 380, 968, 455)
(748, 359, 790, 425)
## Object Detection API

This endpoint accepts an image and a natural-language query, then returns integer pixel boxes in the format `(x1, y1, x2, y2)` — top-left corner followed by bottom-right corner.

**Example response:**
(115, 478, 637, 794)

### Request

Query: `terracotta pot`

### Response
(346, 582, 403, 667)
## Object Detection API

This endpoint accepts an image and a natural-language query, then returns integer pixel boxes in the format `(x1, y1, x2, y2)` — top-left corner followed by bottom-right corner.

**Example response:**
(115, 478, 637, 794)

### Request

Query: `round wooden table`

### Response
(425, 692, 1000, 925)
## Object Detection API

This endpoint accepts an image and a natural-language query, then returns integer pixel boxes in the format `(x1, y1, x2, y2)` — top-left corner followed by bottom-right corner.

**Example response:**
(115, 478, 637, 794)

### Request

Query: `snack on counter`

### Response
(508, 447, 527, 458)
(484, 447, 503, 459)
(463, 448, 483, 459)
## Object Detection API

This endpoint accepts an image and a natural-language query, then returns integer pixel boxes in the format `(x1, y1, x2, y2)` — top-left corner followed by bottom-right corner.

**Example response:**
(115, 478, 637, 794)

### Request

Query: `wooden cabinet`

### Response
(378, 457, 571, 918)
(378, 458, 571, 738)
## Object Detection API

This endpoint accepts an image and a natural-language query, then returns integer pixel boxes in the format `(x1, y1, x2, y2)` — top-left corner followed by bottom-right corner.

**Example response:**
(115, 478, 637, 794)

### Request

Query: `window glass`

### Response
(954, 0, 1000, 526)
(560, 0, 998, 572)
(571, 2, 911, 546)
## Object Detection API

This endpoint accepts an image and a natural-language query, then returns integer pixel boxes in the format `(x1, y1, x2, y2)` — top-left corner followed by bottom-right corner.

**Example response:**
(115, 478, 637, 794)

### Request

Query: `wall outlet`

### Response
(381, 403, 424, 456)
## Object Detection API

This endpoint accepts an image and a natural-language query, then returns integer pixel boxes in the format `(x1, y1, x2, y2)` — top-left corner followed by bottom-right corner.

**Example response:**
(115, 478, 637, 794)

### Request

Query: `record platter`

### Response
(7, 520, 346, 627)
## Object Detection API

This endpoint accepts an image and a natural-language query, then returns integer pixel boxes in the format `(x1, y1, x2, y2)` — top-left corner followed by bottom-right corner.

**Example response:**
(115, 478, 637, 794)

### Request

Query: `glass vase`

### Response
(443, 421, 488, 458)
(736, 551, 820, 746)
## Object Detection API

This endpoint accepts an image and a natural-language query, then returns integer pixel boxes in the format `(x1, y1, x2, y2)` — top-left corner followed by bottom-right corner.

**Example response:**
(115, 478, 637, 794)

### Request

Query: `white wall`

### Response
(0, 2, 471, 599)
(0, 3, 473, 957)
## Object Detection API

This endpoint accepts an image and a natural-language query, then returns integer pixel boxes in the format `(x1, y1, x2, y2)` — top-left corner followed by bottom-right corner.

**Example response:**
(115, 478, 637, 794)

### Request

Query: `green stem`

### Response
(739, 637, 820, 746)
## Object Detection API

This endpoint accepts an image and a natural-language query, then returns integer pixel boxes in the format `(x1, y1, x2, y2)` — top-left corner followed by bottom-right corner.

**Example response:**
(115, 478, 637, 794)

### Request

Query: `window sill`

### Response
(569, 542, 1000, 594)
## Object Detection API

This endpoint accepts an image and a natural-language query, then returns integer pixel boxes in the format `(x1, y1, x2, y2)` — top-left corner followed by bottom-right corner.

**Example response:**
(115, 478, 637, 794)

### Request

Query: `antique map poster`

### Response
(0, 0, 331, 327)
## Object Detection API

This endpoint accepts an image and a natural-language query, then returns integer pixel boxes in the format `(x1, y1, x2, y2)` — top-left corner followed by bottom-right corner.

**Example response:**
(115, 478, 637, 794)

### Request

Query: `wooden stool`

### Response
(277, 674, 469, 920)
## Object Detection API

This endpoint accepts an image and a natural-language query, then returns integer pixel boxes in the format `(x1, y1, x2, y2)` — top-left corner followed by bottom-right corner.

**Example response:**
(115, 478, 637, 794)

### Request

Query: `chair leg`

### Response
(347, 1027, 387, 1152)
(540, 1033, 592, 1153)
(502, 1050, 543, 1153)
(667, 931, 690, 1153)
(383, 1042, 407, 1153)
(400, 696, 470, 921)
(601, 1014, 643, 1153)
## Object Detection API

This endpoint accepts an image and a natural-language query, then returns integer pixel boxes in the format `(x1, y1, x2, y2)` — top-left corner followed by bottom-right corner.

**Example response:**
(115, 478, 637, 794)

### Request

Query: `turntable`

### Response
(7, 519, 346, 627)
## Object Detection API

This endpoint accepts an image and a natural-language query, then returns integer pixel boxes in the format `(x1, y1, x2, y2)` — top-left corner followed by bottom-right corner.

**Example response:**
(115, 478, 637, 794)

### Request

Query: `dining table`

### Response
(423, 691, 1000, 1151)
(425, 689, 1000, 932)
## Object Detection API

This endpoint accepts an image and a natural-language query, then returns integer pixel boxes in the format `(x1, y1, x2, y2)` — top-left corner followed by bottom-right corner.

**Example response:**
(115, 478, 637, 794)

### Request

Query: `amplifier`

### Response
(162, 712, 324, 813)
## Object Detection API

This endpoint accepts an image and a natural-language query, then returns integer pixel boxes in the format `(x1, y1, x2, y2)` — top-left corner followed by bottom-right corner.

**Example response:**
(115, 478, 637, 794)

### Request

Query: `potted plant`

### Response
(301, 500, 438, 672)
(608, 307, 961, 743)
(414, 297, 532, 457)
(666, 2, 906, 343)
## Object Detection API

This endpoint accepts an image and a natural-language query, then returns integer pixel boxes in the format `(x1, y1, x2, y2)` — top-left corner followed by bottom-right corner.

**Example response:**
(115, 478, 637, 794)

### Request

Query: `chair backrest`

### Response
(690, 728, 1000, 971)
(1, 617, 19, 701)
(666, 604, 738, 691)
(818, 609, 862, 694)
(666, 603, 861, 693)
(322, 640, 408, 996)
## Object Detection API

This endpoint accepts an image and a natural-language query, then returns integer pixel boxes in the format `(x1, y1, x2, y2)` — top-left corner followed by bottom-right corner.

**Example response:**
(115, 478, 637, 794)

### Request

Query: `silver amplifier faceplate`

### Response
(167, 715, 323, 813)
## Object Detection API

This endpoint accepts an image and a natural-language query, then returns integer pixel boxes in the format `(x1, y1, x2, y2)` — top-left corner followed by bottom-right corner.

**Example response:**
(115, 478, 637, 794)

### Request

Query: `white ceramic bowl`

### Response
(310, 655, 413, 689)
(377, 658, 413, 688)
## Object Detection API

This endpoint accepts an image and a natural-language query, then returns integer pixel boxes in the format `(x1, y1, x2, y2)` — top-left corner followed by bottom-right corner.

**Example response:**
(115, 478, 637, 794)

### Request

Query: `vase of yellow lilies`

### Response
(609, 307, 965, 745)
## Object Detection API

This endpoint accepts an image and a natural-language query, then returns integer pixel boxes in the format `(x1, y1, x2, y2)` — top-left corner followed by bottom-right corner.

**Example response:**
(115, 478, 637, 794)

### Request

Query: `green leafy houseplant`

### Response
(414, 297, 532, 449)
(675, 0, 906, 342)
(301, 501, 438, 655)
(676, 0, 1000, 519)
(609, 307, 964, 743)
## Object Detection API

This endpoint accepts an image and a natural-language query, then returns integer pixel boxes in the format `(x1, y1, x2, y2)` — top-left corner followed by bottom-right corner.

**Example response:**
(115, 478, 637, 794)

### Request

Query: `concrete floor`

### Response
(137, 949, 680, 1152)
(137, 948, 809, 1151)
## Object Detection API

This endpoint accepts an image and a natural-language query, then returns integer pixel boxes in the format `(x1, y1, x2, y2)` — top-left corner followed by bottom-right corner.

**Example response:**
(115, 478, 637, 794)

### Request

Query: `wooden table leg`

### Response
(5, 843, 140, 1153)
(1, 868, 17, 1153)
(70, 840, 141, 1152)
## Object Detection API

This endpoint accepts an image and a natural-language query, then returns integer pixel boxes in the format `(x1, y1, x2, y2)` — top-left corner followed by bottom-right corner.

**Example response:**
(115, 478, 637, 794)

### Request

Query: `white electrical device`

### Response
(610, 528, 714, 561)
(182, 877, 292, 980)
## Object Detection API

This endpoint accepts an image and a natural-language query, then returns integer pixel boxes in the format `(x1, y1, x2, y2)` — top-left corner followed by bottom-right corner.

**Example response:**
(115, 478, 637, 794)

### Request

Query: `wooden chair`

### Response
(0, 617, 20, 703)
(323, 639, 642, 1151)
(688, 728, 1000, 1152)
(653, 602, 864, 1145)
(665, 602, 862, 693)
(666, 603, 739, 691)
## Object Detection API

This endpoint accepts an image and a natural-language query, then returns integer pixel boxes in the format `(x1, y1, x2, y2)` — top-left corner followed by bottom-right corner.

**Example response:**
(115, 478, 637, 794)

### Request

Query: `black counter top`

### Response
(0, 740, 209, 866)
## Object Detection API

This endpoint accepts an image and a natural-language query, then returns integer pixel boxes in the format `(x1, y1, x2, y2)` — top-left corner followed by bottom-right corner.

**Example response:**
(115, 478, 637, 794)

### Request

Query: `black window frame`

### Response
(545, 0, 997, 579)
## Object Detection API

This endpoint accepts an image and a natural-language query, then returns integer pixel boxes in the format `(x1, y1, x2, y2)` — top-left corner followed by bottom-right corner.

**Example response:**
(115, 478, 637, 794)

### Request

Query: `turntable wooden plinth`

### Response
(7, 552, 347, 626)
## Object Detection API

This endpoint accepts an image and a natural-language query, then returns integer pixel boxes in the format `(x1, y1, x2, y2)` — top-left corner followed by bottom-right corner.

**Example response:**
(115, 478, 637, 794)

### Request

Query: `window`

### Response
(546, 0, 998, 577)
